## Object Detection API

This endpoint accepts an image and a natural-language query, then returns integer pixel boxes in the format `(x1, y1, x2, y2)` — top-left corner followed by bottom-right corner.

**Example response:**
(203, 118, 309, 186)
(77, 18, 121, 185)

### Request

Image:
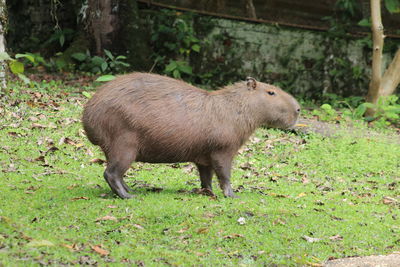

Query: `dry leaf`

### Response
(329, 234, 343, 241)
(302, 235, 323, 243)
(197, 227, 209, 234)
(203, 212, 216, 218)
(177, 227, 189, 233)
(191, 188, 216, 197)
(273, 218, 286, 225)
(63, 243, 80, 251)
(27, 240, 55, 247)
(133, 224, 144, 230)
(91, 245, 109, 256)
(96, 215, 118, 222)
(297, 192, 307, 198)
(90, 158, 106, 164)
(71, 196, 89, 201)
(237, 217, 246, 225)
(383, 196, 397, 205)
(223, 233, 244, 239)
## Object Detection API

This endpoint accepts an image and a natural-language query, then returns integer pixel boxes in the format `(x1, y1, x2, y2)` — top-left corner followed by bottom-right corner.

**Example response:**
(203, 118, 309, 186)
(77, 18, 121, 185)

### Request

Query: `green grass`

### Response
(0, 81, 399, 266)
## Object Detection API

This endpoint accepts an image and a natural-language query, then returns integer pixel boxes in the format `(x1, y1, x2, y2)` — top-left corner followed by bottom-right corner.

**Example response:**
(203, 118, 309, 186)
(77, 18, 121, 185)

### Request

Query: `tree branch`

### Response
(380, 48, 400, 96)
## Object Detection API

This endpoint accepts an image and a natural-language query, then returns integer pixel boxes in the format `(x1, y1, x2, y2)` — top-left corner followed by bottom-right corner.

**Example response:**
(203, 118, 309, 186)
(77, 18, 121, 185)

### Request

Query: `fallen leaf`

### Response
(383, 196, 398, 205)
(297, 192, 307, 198)
(71, 196, 89, 201)
(191, 188, 216, 197)
(90, 158, 106, 164)
(223, 233, 244, 239)
(177, 226, 189, 233)
(237, 217, 246, 225)
(91, 245, 109, 256)
(63, 243, 80, 251)
(302, 235, 323, 243)
(203, 212, 216, 218)
(329, 234, 343, 241)
(107, 205, 117, 209)
(272, 218, 286, 225)
(67, 184, 79, 190)
(27, 240, 55, 247)
(197, 227, 209, 234)
(239, 162, 252, 170)
(133, 224, 144, 230)
(96, 215, 118, 222)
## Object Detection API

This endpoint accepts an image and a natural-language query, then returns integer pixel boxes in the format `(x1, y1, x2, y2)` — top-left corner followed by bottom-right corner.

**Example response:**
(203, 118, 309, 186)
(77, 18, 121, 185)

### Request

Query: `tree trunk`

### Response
(365, 0, 384, 112)
(365, 0, 400, 116)
(245, 0, 257, 19)
(380, 49, 400, 96)
(0, 0, 7, 89)
(87, 0, 117, 56)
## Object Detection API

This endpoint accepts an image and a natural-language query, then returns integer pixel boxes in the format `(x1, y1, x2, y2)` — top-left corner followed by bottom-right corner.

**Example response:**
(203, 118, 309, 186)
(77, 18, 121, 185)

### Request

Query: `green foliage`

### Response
(164, 60, 192, 78)
(71, 49, 130, 74)
(149, 9, 200, 80)
(312, 104, 338, 121)
(43, 28, 75, 48)
(0, 52, 37, 83)
(365, 95, 400, 127)
(310, 94, 399, 127)
(384, 0, 400, 13)
(95, 74, 116, 82)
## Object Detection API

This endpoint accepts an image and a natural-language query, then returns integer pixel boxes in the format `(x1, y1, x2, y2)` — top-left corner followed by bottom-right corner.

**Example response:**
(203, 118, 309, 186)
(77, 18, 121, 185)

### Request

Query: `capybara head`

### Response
(229, 77, 300, 129)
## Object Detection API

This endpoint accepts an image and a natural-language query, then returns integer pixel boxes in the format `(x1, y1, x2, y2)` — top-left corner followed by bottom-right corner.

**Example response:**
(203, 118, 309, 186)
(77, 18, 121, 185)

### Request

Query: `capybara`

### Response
(82, 73, 300, 198)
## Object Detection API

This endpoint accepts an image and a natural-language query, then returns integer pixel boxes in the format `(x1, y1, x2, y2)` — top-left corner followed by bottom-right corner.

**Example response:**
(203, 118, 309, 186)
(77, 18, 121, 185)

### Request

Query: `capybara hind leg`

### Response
(211, 153, 237, 198)
(104, 134, 137, 199)
(104, 165, 134, 199)
(196, 164, 213, 191)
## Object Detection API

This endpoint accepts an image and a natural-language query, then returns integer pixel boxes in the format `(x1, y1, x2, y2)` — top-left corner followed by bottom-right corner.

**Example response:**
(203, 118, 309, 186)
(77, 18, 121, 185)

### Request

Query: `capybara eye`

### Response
(267, 91, 276, 96)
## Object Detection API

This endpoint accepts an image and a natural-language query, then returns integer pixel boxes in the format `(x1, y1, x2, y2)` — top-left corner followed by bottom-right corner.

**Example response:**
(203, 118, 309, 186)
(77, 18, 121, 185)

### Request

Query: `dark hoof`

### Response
(116, 192, 135, 199)
(224, 192, 239, 198)
(191, 188, 216, 197)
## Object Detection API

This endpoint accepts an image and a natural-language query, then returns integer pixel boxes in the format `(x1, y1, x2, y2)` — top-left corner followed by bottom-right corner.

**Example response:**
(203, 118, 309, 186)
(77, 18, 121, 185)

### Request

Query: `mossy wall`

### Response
(190, 17, 398, 97)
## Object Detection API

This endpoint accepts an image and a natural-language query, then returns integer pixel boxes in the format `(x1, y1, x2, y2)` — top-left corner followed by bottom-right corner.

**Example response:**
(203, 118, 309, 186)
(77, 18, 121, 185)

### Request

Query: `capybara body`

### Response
(82, 73, 300, 198)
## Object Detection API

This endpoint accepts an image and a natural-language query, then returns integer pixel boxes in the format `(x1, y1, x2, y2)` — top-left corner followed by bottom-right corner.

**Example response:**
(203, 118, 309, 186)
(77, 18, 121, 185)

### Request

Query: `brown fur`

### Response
(82, 73, 300, 198)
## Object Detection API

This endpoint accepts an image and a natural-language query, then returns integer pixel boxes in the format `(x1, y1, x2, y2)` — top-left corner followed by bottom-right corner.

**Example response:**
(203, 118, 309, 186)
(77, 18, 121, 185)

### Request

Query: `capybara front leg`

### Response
(211, 153, 237, 198)
(196, 164, 214, 191)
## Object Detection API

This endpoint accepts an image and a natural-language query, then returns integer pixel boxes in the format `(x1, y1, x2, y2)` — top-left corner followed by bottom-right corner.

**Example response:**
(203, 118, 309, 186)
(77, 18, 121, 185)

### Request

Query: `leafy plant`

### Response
(71, 49, 130, 74)
(103, 49, 130, 73)
(164, 60, 192, 78)
(363, 95, 400, 127)
(312, 104, 338, 121)
(150, 9, 201, 79)
(43, 28, 75, 48)
(0, 52, 37, 83)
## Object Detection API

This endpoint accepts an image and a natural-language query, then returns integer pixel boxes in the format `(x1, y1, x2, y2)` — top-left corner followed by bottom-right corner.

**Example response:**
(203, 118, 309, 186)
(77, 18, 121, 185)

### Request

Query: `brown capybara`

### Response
(82, 73, 300, 198)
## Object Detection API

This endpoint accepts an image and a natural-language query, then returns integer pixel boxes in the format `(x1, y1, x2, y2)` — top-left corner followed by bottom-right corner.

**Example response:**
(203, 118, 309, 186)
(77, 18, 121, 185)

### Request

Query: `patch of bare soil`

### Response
(324, 253, 400, 267)
(295, 117, 400, 144)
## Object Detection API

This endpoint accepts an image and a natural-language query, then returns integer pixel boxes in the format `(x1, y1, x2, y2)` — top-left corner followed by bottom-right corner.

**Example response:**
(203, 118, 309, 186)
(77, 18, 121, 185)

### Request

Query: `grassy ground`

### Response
(0, 80, 399, 266)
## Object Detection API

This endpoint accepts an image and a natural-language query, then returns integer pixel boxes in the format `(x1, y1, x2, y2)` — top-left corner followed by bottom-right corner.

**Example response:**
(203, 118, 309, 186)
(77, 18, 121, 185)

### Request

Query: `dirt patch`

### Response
(324, 253, 400, 267)
(295, 117, 400, 144)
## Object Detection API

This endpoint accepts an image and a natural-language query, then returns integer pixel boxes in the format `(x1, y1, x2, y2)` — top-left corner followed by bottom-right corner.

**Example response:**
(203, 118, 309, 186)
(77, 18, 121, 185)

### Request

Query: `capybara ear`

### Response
(246, 77, 257, 90)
